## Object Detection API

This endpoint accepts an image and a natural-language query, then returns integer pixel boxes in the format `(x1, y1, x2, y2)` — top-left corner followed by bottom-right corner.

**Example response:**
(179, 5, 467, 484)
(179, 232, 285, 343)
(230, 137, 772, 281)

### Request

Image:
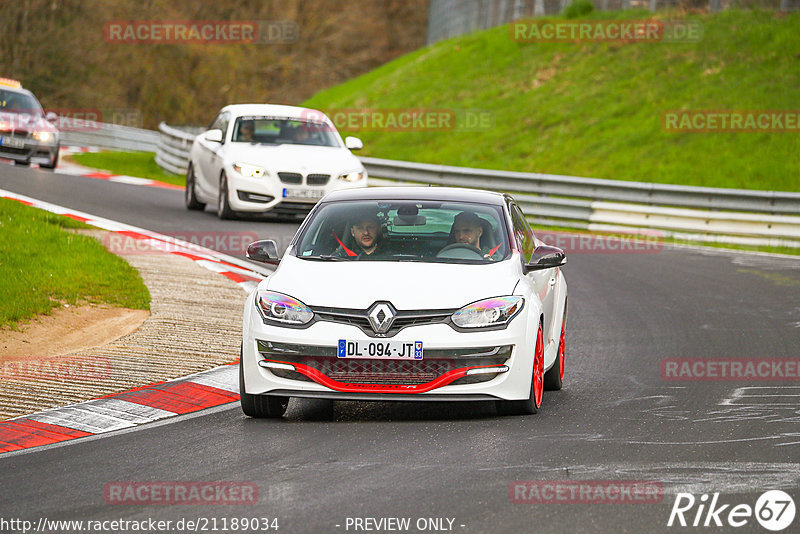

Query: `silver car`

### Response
(0, 78, 60, 170)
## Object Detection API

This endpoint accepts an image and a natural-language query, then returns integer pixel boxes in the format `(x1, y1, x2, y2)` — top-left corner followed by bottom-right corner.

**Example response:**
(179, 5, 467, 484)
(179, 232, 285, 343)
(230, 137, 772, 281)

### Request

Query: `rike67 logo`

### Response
(668, 491, 796, 531)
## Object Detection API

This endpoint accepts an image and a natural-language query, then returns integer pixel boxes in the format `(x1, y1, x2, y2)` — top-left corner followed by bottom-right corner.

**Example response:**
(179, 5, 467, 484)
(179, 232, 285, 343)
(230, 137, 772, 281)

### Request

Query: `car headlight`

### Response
(451, 296, 524, 329)
(32, 131, 54, 143)
(338, 170, 365, 182)
(255, 291, 314, 325)
(233, 162, 266, 178)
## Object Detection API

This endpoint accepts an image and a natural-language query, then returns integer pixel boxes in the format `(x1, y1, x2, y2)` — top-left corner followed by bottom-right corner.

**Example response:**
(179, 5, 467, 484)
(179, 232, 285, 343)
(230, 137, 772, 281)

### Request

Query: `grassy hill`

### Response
(304, 9, 800, 192)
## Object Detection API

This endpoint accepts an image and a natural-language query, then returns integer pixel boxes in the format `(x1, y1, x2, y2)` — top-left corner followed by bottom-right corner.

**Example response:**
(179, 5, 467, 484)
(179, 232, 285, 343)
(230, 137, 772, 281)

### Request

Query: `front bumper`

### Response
(225, 166, 367, 214)
(242, 298, 538, 401)
(0, 134, 58, 165)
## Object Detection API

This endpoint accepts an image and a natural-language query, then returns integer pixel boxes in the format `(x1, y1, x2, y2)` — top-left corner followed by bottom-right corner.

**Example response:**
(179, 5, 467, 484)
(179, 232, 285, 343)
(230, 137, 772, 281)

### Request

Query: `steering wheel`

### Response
(436, 242, 484, 259)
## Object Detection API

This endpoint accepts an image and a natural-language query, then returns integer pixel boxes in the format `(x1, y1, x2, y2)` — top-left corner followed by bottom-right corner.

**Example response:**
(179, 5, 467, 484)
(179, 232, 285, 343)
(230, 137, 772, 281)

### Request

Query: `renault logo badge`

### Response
(367, 302, 396, 334)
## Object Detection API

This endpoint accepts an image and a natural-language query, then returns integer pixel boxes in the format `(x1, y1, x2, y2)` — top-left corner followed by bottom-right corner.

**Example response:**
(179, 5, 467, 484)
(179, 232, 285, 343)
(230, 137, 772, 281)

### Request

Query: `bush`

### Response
(562, 0, 595, 18)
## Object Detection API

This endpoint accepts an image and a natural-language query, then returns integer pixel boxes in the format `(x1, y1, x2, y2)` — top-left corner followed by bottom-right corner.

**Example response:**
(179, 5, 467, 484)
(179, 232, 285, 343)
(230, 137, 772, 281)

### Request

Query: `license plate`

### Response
(283, 188, 324, 200)
(0, 136, 24, 149)
(337, 340, 423, 360)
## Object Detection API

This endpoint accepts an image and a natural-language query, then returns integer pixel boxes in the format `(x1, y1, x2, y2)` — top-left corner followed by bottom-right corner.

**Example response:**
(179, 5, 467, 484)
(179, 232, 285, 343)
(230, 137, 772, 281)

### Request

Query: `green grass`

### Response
(71, 151, 185, 186)
(304, 9, 800, 192)
(0, 199, 150, 329)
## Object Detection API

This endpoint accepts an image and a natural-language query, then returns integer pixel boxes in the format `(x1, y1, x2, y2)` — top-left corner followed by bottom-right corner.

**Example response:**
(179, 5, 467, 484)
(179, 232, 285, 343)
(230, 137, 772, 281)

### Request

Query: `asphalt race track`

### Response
(1, 163, 799, 533)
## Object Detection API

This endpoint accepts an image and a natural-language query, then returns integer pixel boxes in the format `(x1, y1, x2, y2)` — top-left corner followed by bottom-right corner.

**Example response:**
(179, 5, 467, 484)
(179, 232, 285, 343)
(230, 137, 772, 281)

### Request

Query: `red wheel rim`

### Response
(558, 312, 566, 380)
(533, 325, 544, 408)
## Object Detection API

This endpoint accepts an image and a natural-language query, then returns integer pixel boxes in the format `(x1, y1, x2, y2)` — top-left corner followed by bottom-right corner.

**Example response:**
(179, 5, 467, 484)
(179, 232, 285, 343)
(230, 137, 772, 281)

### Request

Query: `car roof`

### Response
(321, 186, 508, 205)
(220, 104, 332, 124)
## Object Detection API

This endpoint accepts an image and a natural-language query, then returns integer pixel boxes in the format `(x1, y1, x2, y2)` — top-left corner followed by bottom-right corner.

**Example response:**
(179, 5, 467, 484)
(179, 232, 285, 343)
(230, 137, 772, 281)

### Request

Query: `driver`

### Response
(448, 211, 501, 259)
(333, 211, 388, 258)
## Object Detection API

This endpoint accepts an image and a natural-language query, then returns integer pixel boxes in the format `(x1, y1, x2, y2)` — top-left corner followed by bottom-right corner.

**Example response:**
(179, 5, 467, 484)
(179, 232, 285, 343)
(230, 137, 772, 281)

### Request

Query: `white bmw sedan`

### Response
(186, 104, 367, 218)
(240, 187, 568, 417)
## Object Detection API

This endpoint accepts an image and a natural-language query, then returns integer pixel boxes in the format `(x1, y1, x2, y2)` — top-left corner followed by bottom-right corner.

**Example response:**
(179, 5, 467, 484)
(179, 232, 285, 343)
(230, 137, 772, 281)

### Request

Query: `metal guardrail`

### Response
(155, 122, 200, 175)
(360, 158, 800, 245)
(134, 122, 800, 246)
(60, 121, 159, 152)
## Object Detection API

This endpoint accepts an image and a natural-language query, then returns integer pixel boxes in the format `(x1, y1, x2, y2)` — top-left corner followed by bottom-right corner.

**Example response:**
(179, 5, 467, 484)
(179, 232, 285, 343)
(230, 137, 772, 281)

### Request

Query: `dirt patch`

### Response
(0, 305, 149, 359)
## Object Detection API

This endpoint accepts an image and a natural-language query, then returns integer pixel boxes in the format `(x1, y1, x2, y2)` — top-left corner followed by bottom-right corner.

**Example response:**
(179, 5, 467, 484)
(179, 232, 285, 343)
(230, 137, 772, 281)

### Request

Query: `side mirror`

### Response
(344, 136, 363, 150)
(524, 245, 566, 273)
(45, 111, 58, 124)
(204, 129, 223, 143)
(246, 240, 280, 265)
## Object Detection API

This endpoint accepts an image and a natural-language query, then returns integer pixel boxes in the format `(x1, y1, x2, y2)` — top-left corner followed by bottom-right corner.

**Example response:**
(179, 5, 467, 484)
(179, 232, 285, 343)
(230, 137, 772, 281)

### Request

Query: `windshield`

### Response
(294, 200, 511, 264)
(0, 89, 43, 116)
(231, 116, 339, 147)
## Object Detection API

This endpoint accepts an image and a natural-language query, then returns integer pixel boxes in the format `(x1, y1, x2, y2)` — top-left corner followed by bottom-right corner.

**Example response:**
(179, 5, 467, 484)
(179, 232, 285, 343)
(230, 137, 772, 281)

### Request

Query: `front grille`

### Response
(278, 172, 302, 184)
(0, 130, 30, 138)
(306, 173, 330, 185)
(0, 146, 30, 156)
(258, 340, 512, 386)
(310, 306, 455, 337)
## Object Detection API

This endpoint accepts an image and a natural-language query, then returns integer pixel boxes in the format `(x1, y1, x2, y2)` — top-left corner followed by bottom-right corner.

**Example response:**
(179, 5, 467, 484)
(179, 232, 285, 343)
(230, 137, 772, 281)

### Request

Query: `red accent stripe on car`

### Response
(270, 360, 500, 394)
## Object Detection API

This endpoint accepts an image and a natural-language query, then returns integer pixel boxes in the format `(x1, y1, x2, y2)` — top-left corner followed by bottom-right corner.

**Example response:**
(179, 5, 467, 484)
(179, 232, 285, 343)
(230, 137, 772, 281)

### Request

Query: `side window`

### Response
(217, 113, 230, 142)
(510, 204, 534, 262)
(209, 112, 230, 140)
(208, 113, 222, 130)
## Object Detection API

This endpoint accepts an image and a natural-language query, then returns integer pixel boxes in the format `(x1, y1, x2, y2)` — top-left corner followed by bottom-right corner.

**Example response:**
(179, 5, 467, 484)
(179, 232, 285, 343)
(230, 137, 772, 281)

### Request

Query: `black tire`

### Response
(217, 172, 235, 220)
(239, 352, 289, 418)
(544, 300, 567, 391)
(39, 147, 59, 170)
(15, 160, 30, 167)
(185, 163, 206, 210)
(497, 320, 544, 416)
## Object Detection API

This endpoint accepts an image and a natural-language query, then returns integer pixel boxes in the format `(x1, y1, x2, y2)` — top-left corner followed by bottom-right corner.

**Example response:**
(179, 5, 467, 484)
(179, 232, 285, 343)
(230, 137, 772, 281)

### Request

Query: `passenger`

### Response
(238, 120, 255, 142)
(292, 124, 310, 144)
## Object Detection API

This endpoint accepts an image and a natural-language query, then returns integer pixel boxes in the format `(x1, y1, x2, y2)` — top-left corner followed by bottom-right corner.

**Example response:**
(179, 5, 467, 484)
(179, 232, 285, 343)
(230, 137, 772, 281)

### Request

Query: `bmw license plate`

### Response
(338, 340, 423, 360)
(283, 188, 324, 200)
(0, 136, 24, 149)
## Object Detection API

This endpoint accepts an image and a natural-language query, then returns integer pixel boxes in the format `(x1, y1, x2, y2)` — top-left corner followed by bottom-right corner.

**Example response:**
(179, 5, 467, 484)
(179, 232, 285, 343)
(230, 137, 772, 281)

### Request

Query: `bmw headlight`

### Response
(452, 296, 524, 329)
(338, 170, 365, 182)
(233, 162, 266, 178)
(32, 131, 54, 143)
(255, 291, 313, 325)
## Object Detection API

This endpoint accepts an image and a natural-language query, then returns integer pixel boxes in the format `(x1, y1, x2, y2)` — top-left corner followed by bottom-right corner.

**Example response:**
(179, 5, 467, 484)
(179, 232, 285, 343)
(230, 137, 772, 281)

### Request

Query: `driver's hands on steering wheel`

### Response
(436, 242, 484, 258)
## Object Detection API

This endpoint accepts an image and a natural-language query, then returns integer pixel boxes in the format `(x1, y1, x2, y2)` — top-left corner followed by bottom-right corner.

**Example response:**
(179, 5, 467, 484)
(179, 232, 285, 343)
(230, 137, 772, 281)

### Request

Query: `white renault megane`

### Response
(240, 187, 568, 417)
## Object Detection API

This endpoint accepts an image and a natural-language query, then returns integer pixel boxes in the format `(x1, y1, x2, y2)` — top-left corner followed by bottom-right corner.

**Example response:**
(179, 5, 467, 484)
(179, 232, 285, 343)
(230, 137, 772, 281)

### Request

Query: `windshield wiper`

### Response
(299, 254, 349, 261)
